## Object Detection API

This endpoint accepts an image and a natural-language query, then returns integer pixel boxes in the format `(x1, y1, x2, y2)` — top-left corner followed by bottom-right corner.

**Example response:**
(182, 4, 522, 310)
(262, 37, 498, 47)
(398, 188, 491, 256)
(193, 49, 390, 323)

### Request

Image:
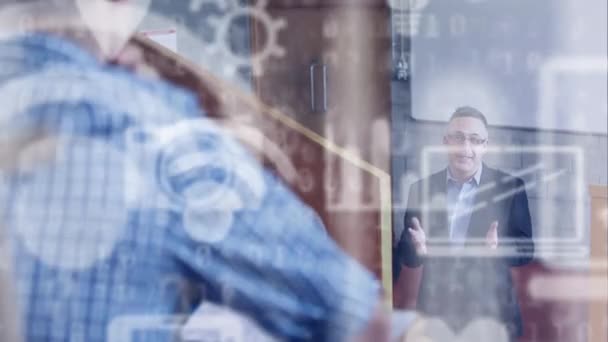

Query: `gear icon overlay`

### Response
(192, 0, 287, 77)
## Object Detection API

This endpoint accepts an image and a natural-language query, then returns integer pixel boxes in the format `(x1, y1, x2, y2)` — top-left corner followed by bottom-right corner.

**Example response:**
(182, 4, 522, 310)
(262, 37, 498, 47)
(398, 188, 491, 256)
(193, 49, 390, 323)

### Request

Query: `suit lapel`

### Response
(426, 169, 450, 240)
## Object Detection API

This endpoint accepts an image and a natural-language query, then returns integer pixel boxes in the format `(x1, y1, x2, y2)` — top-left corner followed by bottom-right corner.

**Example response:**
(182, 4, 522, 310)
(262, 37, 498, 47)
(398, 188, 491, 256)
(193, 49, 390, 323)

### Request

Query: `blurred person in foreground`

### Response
(0, 0, 391, 341)
(394, 107, 535, 341)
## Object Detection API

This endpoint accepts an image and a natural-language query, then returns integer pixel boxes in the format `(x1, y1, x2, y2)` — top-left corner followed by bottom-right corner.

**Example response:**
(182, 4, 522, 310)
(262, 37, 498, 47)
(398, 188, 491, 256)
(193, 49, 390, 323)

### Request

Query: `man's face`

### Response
(443, 116, 488, 177)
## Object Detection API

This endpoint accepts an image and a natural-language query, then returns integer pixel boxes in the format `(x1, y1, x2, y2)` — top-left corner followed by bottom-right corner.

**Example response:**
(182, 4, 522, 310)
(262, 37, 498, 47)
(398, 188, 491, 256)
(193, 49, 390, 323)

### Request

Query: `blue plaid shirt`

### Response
(0, 33, 380, 342)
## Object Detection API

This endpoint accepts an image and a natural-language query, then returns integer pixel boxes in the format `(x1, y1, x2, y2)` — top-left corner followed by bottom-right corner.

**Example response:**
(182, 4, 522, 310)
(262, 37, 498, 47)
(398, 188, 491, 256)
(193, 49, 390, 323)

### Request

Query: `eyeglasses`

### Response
(445, 133, 487, 146)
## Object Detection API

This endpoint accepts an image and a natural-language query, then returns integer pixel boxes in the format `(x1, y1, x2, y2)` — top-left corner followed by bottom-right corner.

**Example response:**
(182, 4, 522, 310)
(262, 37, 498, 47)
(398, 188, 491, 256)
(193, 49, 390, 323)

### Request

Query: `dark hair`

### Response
(449, 106, 488, 128)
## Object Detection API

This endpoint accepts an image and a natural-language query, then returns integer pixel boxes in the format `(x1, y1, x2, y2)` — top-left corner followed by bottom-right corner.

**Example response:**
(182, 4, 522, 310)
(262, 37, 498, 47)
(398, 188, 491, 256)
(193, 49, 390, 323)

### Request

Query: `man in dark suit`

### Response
(395, 106, 534, 340)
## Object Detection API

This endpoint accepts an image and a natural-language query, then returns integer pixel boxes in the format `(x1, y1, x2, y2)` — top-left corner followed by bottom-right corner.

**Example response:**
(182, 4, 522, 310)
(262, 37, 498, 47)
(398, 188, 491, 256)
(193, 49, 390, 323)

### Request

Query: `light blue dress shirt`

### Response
(446, 165, 482, 246)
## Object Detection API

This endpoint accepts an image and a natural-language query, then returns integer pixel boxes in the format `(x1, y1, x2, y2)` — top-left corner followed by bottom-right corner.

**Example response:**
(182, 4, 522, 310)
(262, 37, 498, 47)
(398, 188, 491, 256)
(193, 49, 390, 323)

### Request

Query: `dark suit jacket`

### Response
(394, 164, 534, 337)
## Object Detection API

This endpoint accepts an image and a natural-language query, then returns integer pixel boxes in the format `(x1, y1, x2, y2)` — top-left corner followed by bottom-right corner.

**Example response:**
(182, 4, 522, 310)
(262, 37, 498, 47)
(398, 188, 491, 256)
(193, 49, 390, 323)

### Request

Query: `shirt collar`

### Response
(447, 164, 483, 186)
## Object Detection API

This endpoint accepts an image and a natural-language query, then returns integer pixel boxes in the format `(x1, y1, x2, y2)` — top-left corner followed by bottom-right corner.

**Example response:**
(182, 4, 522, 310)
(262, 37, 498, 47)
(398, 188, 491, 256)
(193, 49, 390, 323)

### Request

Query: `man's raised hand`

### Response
(486, 221, 499, 249)
(408, 217, 427, 257)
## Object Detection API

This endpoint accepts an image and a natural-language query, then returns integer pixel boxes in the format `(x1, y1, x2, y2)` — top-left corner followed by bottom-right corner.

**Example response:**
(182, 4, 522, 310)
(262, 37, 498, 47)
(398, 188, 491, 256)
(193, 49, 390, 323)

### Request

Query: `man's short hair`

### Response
(449, 106, 488, 128)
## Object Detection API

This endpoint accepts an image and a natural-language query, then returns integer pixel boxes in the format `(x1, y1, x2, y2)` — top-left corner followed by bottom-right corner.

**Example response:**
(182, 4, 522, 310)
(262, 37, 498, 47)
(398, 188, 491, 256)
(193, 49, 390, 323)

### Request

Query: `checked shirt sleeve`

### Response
(162, 121, 381, 341)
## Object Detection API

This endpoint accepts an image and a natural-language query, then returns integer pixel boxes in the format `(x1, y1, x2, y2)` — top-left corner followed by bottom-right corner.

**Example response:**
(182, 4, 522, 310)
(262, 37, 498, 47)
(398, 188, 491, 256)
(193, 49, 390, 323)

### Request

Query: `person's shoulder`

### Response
(408, 169, 446, 192)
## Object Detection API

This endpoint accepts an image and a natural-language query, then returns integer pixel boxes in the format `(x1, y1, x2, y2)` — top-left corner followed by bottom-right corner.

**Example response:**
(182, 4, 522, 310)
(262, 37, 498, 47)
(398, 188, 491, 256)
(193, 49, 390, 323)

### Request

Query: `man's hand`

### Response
(486, 221, 499, 249)
(408, 217, 427, 257)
